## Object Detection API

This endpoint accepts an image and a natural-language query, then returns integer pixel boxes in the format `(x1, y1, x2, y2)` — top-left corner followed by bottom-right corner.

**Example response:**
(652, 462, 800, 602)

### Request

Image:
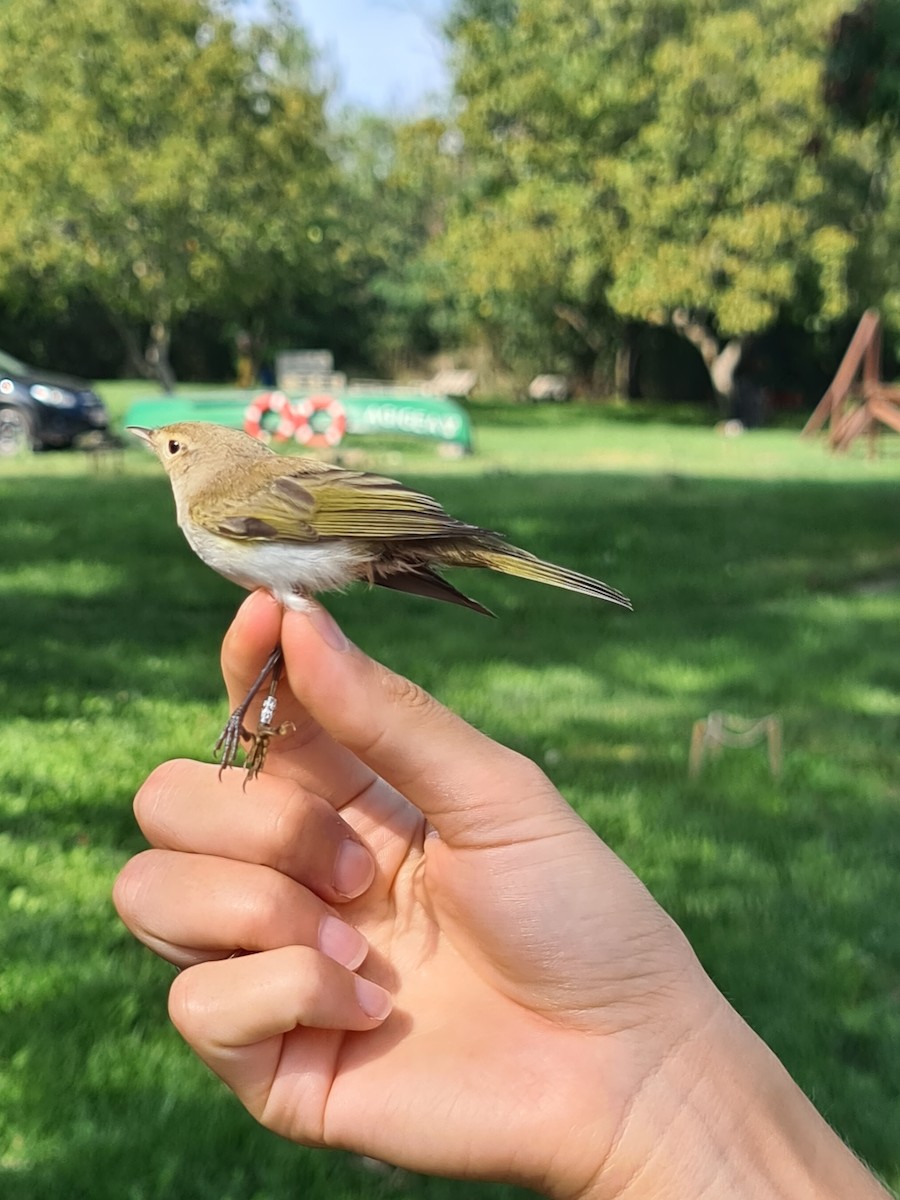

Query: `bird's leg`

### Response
(241, 652, 296, 783)
(215, 644, 284, 776)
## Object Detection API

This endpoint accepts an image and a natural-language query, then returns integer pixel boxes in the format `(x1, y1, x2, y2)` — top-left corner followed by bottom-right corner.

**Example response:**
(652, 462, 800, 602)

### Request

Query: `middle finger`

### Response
(114, 849, 370, 972)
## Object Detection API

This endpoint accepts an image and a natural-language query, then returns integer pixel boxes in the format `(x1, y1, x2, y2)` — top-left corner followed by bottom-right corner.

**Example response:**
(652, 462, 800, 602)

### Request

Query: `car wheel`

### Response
(0, 406, 35, 456)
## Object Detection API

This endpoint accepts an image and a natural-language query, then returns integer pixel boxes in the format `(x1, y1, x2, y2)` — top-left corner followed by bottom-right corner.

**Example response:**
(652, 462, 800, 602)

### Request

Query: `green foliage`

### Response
(0, 0, 334, 371)
(604, 1, 858, 332)
(1, 407, 899, 1194)
(823, 2, 900, 344)
(825, 0, 900, 131)
(331, 114, 465, 372)
(0, 0, 899, 391)
(441, 0, 883, 383)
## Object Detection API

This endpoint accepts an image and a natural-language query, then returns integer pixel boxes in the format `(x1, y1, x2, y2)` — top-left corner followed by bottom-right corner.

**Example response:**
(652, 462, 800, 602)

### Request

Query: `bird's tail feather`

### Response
(373, 564, 496, 616)
(472, 546, 632, 610)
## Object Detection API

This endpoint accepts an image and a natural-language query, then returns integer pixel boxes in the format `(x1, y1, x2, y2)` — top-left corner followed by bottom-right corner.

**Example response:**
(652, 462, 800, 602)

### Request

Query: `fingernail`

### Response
(318, 914, 368, 971)
(355, 976, 392, 1021)
(306, 604, 350, 652)
(333, 839, 375, 899)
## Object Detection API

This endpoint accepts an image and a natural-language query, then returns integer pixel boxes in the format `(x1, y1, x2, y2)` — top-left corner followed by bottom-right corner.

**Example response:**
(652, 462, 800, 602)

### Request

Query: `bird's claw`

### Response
(215, 688, 294, 784)
(213, 643, 288, 785)
(215, 714, 248, 777)
(240, 718, 296, 784)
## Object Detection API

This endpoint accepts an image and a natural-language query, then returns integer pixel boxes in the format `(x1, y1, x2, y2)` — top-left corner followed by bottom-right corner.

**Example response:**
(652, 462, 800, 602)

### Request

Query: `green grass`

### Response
(1, 397, 899, 1196)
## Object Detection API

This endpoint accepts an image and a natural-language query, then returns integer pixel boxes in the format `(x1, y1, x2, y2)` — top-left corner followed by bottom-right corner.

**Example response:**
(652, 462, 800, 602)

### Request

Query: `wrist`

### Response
(573, 996, 889, 1200)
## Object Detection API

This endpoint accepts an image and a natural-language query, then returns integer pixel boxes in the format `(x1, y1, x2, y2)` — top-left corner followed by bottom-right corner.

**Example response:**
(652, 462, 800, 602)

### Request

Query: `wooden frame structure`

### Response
(802, 309, 900, 453)
(689, 712, 782, 780)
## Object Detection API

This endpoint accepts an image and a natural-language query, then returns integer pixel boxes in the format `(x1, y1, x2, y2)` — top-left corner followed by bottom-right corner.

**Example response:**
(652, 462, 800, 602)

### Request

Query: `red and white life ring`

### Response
(293, 394, 347, 448)
(243, 391, 297, 443)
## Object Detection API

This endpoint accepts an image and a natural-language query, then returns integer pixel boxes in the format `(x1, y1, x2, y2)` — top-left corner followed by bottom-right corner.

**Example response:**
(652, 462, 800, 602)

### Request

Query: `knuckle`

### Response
(480, 751, 553, 812)
(507, 750, 551, 794)
(269, 789, 344, 880)
(378, 668, 436, 717)
(244, 873, 290, 941)
(358, 669, 439, 770)
(267, 784, 310, 859)
(284, 945, 330, 1002)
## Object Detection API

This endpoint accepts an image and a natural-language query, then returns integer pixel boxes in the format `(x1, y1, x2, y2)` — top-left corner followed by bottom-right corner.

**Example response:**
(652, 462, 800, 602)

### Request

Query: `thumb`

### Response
(282, 605, 571, 849)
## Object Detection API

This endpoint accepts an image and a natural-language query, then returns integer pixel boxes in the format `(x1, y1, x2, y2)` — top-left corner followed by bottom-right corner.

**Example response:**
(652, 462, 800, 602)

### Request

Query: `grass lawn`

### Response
(1, 392, 899, 1196)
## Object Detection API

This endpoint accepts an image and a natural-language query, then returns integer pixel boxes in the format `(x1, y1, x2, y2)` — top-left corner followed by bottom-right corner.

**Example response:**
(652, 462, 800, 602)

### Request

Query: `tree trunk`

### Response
(670, 308, 745, 412)
(554, 304, 622, 397)
(145, 321, 176, 394)
(710, 339, 744, 404)
(553, 303, 603, 353)
(108, 314, 176, 391)
(614, 322, 640, 398)
(110, 315, 157, 381)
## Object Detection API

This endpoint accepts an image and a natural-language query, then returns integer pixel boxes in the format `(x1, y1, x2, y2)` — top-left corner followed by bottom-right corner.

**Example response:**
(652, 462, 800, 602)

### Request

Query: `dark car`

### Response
(0, 348, 109, 455)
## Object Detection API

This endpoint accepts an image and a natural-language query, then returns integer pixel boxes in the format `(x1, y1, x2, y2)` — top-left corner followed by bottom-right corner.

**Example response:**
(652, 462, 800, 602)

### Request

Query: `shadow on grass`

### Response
(464, 398, 715, 429)
(1, 463, 899, 1192)
(0, 917, 537, 1200)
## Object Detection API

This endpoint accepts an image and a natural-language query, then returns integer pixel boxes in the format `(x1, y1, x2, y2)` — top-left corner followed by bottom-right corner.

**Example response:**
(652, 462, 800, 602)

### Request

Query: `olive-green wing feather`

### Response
(204, 465, 486, 543)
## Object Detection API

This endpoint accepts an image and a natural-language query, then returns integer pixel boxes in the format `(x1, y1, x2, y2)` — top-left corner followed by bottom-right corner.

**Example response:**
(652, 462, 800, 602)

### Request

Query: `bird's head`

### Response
(129, 422, 274, 487)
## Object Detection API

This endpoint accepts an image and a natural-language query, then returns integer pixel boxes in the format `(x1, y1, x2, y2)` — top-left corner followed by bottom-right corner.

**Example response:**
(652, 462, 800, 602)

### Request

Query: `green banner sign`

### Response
(124, 389, 472, 452)
(346, 395, 470, 445)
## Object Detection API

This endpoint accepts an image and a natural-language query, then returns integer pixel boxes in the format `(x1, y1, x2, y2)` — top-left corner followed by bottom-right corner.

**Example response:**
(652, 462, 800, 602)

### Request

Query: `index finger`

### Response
(220, 590, 376, 806)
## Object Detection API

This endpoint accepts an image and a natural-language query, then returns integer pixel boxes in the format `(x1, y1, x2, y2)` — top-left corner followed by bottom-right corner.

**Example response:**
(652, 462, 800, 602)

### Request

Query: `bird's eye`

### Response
(167, 440, 181, 455)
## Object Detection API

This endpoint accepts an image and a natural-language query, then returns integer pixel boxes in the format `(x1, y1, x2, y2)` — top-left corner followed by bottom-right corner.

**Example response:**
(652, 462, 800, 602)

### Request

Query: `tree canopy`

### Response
(0, 0, 896, 398)
(0, 0, 334, 384)
(439, 0, 884, 399)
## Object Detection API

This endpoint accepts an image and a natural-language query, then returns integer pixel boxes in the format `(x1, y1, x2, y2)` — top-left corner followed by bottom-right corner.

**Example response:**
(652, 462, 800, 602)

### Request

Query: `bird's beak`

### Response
(127, 426, 153, 448)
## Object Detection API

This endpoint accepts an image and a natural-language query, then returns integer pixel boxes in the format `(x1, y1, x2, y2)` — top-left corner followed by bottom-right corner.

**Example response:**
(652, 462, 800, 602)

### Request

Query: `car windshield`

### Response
(0, 348, 30, 375)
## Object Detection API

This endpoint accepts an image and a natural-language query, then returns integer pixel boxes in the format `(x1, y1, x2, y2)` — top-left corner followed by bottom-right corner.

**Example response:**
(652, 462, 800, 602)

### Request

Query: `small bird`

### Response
(130, 421, 631, 776)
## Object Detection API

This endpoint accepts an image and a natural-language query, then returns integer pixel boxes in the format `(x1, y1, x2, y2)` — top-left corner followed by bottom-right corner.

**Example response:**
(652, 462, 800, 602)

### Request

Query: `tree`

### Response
(0, 0, 334, 387)
(330, 113, 464, 376)
(825, 0, 900, 132)
(440, 0, 633, 385)
(603, 0, 864, 408)
(442, 0, 872, 404)
(824, 1, 900, 350)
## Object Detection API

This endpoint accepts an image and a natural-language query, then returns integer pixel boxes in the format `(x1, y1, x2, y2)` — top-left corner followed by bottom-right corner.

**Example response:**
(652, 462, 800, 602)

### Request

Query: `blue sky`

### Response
(293, 1, 451, 112)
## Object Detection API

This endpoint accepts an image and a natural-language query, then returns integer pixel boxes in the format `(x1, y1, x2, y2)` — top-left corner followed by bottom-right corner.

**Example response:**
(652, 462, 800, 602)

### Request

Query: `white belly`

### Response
(181, 522, 369, 610)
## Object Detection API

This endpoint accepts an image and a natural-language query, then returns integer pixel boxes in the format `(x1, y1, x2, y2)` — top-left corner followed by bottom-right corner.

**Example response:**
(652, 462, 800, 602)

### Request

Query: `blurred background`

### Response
(0, 0, 899, 405)
(1, 2, 898, 1197)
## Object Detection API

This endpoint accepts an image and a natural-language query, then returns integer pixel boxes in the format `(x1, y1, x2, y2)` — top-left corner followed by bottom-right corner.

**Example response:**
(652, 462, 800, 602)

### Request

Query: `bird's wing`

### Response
(204, 466, 484, 543)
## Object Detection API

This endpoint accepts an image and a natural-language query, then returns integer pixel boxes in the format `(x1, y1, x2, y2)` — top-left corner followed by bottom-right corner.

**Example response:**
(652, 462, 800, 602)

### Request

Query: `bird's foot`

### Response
(240, 687, 295, 782)
(215, 713, 249, 776)
(240, 665, 295, 782)
(214, 644, 286, 782)
(214, 708, 295, 782)
(240, 709, 296, 783)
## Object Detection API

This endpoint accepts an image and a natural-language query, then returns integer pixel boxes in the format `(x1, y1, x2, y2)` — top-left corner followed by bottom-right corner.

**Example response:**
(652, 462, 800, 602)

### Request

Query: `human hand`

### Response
(114, 591, 887, 1199)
